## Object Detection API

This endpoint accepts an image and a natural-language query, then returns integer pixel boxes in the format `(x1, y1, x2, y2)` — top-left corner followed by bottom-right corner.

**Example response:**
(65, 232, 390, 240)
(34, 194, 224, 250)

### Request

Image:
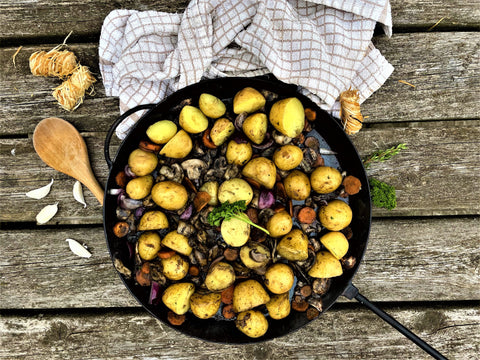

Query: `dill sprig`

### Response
(363, 143, 407, 169)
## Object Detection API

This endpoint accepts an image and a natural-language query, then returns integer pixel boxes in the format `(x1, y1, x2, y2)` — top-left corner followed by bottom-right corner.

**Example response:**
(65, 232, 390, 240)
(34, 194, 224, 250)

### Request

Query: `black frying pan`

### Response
(103, 76, 446, 359)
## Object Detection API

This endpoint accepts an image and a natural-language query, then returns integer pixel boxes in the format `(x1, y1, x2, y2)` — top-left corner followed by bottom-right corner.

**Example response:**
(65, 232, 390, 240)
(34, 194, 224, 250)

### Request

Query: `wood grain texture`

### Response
(0, 218, 478, 309)
(1, 306, 478, 360)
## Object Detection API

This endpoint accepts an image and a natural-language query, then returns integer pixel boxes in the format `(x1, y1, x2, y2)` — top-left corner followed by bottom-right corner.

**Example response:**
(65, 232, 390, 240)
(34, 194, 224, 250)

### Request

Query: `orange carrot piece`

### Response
(297, 207, 316, 224)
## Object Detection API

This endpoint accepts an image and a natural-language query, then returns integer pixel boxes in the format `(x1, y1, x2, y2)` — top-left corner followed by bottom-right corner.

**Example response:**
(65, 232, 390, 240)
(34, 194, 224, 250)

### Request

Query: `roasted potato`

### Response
(318, 199, 352, 231)
(269, 97, 305, 138)
(266, 211, 293, 238)
(138, 231, 161, 261)
(273, 144, 304, 171)
(199, 181, 219, 206)
(283, 170, 311, 200)
(204, 262, 236, 292)
(146, 120, 177, 144)
(320, 231, 349, 259)
(239, 242, 271, 269)
(179, 105, 209, 134)
(190, 292, 222, 319)
(226, 140, 252, 166)
(266, 292, 291, 320)
(236, 310, 268, 338)
(310, 166, 343, 194)
(126, 175, 154, 200)
(128, 148, 158, 176)
(151, 181, 188, 210)
(308, 251, 343, 278)
(218, 178, 253, 205)
(242, 113, 268, 145)
(232, 279, 270, 313)
(276, 229, 309, 261)
(221, 216, 250, 247)
(159, 129, 192, 159)
(264, 263, 294, 294)
(242, 157, 276, 189)
(161, 254, 189, 280)
(210, 118, 235, 146)
(137, 210, 169, 231)
(198, 93, 226, 118)
(162, 282, 195, 315)
(233, 87, 266, 114)
(161, 230, 192, 256)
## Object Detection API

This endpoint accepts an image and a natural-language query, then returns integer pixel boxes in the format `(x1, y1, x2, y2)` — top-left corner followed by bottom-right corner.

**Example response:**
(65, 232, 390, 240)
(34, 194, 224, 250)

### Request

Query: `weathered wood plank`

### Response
(1, 306, 478, 360)
(0, 218, 478, 309)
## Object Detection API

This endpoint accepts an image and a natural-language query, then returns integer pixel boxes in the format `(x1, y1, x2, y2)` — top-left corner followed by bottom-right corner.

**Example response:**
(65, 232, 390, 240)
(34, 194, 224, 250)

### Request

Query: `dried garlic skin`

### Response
(26, 179, 54, 199)
(73, 180, 87, 208)
(36, 202, 58, 224)
(66, 238, 92, 258)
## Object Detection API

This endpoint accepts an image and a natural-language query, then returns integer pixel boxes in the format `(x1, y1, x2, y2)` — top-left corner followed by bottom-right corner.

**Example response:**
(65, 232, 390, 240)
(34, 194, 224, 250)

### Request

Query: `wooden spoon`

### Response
(33, 117, 104, 205)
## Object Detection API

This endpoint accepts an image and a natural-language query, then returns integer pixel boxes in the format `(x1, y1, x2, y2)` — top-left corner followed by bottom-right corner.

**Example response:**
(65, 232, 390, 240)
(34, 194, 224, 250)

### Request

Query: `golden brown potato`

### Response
(226, 140, 252, 166)
(161, 231, 192, 256)
(126, 175, 154, 200)
(266, 211, 293, 238)
(159, 130, 192, 159)
(239, 242, 271, 269)
(283, 170, 311, 201)
(308, 251, 343, 278)
(151, 181, 188, 210)
(198, 93, 226, 118)
(236, 310, 268, 338)
(199, 181, 219, 206)
(232, 279, 270, 313)
(318, 200, 352, 231)
(128, 148, 158, 176)
(204, 262, 236, 292)
(320, 231, 349, 259)
(138, 231, 161, 261)
(273, 144, 304, 171)
(161, 254, 189, 280)
(266, 292, 291, 320)
(233, 87, 266, 114)
(162, 282, 195, 315)
(242, 157, 276, 189)
(264, 263, 294, 294)
(210, 118, 235, 146)
(221, 216, 250, 247)
(146, 120, 177, 144)
(310, 166, 343, 194)
(179, 105, 209, 134)
(269, 97, 305, 138)
(190, 292, 222, 319)
(137, 211, 169, 231)
(276, 229, 309, 261)
(218, 178, 253, 205)
(242, 113, 268, 145)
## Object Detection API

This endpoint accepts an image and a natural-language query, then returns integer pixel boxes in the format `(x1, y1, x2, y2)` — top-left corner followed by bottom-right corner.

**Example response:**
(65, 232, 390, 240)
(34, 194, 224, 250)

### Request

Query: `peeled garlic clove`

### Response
(66, 238, 92, 258)
(73, 180, 87, 208)
(36, 202, 58, 224)
(26, 179, 54, 199)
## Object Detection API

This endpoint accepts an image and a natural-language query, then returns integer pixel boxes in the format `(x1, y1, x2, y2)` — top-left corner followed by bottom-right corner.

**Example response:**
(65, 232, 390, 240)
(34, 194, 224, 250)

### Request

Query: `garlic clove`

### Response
(66, 238, 92, 258)
(36, 202, 58, 224)
(26, 179, 54, 199)
(73, 180, 87, 208)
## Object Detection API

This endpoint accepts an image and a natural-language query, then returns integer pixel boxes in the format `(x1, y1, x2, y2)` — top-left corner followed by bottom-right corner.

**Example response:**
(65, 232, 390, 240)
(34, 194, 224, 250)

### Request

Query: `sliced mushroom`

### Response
(272, 130, 292, 145)
(224, 164, 240, 180)
(249, 249, 269, 263)
(312, 278, 331, 295)
(181, 159, 207, 181)
(177, 220, 195, 237)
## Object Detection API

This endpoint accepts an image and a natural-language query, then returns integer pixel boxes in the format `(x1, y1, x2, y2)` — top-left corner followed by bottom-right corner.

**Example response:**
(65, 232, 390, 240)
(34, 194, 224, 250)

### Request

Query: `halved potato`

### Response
(159, 130, 192, 159)
(232, 279, 270, 313)
(266, 292, 291, 320)
(242, 157, 276, 189)
(210, 118, 235, 146)
(162, 282, 195, 315)
(221, 216, 250, 247)
(146, 120, 177, 144)
(308, 251, 343, 278)
(276, 229, 309, 261)
(179, 105, 209, 133)
(269, 97, 305, 138)
(242, 113, 268, 145)
(198, 93, 226, 118)
(236, 310, 268, 338)
(161, 231, 192, 256)
(218, 178, 253, 205)
(137, 211, 169, 231)
(226, 140, 252, 166)
(319, 231, 349, 259)
(204, 262, 236, 292)
(138, 231, 161, 261)
(233, 87, 266, 114)
(190, 292, 222, 319)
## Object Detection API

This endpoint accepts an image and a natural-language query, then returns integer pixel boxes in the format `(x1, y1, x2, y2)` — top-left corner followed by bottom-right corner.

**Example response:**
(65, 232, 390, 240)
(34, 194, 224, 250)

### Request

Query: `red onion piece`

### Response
(126, 242, 134, 259)
(124, 165, 136, 178)
(180, 204, 193, 220)
(118, 193, 143, 210)
(135, 206, 146, 218)
(251, 133, 274, 150)
(108, 188, 124, 196)
(148, 281, 161, 305)
(234, 112, 248, 131)
(258, 190, 275, 209)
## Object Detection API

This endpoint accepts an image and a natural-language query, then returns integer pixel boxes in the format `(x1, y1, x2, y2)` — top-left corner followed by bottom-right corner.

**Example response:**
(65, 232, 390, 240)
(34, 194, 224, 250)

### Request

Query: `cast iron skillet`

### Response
(103, 76, 445, 359)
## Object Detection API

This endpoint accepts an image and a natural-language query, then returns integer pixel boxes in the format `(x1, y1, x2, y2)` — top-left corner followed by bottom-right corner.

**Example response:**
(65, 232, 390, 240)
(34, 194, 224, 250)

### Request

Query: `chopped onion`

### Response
(124, 165, 136, 178)
(118, 192, 143, 210)
(258, 190, 275, 209)
(135, 206, 146, 218)
(251, 133, 274, 150)
(180, 204, 193, 220)
(108, 188, 124, 196)
(148, 281, 161, 305)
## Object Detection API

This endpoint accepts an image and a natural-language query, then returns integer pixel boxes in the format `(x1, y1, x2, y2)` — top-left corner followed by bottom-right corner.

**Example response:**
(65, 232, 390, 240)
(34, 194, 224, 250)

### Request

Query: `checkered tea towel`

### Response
(99, 0, 394, 139)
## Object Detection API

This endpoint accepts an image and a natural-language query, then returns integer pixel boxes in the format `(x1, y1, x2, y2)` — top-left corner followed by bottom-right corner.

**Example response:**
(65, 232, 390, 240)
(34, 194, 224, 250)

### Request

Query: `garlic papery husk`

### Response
(26, 179, 54, 199)
(36, 202, 58, 224)
(73, 180, 87, 208)
(66, 238, 92, 258)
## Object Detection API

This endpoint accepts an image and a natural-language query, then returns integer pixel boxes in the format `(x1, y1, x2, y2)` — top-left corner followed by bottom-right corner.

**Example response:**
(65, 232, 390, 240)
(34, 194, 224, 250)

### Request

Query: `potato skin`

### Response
(308, 251, 343, 278)
(236, 310, 268, 338)
(318, 200, 352, 231)
(264, 263, 294, 294)
(269, 97, 305, 138)
(138, 231, 161, 261)
(210, 118, 235, 146)
(162, 282, 195, 315)
(204, 262, 236, 292)
(320, 231, 349, 259)
(161, 254, 189, 280)
(233, 87, 266, 114)
(310, 166, 343, 194)
(218, 178, 253, 205)
(226, 140, 252, 166)
(266, 292, 291, 320)
(146, 120, 177, 144)
(242, 113, 268, 145)
(190, 292, 222, 319)
(221, 217, 250, 247)
(266, 211, 293, 238)
(151, 181, 188, 210)
(159, 130, 192, 159)
(128, 148, 158, 176)
(126, 175, 154, 200)
(179, 105, 209, 134)
(276, 229, 309, 261)
(232, 279, 270, 313)
(137, 211, 169, 231)
(284, 170, 311, 201)
(242, 157, 277, 189)
(199, 181, 219, 206)
(161, 231, 192, 256)
(198, 93, 226, 119)
(273, 145, 304, 171)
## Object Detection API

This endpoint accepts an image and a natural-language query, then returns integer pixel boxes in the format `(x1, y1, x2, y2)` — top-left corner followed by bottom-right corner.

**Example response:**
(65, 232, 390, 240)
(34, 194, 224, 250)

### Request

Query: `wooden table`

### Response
(1, 1, 479, 359)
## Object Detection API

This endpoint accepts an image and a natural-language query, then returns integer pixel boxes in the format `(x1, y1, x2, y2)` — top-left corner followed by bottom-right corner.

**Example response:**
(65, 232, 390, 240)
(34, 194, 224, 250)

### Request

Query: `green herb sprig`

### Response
(363, 143, 407, 169)
(207, 200, 270, 235)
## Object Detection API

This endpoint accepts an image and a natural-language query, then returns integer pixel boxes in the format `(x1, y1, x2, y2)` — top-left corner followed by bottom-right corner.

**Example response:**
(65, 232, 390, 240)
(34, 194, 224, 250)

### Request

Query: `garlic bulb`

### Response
(66, 238, 92, 258)
(26, 179, 54, 199)
(73, 180, 87, 208)
(36, 202, 58, 224)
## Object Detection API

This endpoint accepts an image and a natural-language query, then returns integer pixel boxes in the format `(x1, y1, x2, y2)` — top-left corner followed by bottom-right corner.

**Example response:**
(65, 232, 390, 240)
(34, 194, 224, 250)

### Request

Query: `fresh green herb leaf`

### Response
(369, 178, 397, 210)
(363, 143, 407, 169)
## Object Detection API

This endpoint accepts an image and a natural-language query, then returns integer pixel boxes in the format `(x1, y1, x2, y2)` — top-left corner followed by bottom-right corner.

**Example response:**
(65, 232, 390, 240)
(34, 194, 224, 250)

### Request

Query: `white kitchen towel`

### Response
(99, 0, 394, 139)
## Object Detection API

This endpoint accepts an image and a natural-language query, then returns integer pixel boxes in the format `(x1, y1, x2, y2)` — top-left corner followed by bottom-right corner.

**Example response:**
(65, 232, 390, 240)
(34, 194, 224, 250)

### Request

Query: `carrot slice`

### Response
(193, 191, 211, 212)
(297, 207, 316, 224)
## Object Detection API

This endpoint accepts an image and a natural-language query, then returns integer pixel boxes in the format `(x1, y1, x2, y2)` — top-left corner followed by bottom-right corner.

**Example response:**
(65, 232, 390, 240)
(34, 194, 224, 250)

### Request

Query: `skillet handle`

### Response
(104, 104, 156, 169)
(343, 284, 448, 360)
